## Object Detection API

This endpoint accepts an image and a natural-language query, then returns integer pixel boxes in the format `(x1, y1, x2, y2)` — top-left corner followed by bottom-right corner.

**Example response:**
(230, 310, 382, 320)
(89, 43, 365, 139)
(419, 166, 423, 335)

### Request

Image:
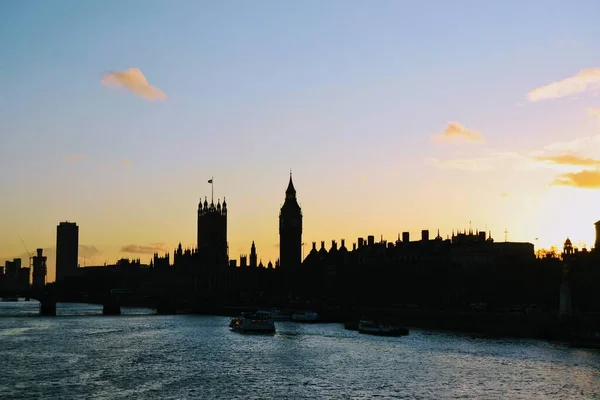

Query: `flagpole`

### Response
(211, 177, 214, 204)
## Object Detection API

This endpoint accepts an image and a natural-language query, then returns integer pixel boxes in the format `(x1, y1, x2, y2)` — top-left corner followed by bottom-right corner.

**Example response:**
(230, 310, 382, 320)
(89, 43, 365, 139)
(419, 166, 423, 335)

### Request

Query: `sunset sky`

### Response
(1, 1, 600, 281)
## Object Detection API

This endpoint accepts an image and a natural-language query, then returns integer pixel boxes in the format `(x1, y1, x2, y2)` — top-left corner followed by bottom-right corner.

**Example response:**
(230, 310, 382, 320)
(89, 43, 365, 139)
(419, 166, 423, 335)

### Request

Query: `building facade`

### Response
(197, 197, 228, 267)
(56, 222, 79, 282)
(279, 172, 303, 270)
(32, 248, 47, 288)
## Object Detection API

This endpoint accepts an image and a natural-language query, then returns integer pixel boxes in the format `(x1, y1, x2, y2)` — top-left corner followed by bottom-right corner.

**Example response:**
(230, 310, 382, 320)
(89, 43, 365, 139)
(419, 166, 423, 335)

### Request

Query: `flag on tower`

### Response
(208, 179, 213, 184)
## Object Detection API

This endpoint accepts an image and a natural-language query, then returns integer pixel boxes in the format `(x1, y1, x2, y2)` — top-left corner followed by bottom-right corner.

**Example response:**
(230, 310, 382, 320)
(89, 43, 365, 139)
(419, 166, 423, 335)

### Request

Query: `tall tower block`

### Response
(595, 220, 600, 251)
(279, 172, 303, 270)
(197, 197, 228, 267)
(56, 222, 79, 282)
(32, 248, 48, 288)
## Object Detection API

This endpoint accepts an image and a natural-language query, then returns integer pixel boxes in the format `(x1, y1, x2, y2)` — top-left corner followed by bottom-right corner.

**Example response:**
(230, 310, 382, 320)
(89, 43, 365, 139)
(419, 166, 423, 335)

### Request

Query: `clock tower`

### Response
(279, 171, 303, 270)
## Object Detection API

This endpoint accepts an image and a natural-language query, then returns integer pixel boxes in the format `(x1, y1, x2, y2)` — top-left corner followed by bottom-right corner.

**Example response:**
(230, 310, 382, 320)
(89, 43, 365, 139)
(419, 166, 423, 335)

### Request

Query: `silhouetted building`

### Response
(4, 258, 20, 277)
(279, 172, 302, 270)
(250, 241, 257, 268)
(56, 222, 79, 282)
(32, 248, 47, 288)
(197, 196, 228, 267)
(152, 252, 170, 271)
(563, 237, 574, 259)
(595, 220, 600, 251)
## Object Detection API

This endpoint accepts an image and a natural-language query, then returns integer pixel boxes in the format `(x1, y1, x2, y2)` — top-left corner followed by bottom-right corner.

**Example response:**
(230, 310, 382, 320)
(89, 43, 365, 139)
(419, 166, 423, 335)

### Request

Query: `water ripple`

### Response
(0, 302, 599, 399)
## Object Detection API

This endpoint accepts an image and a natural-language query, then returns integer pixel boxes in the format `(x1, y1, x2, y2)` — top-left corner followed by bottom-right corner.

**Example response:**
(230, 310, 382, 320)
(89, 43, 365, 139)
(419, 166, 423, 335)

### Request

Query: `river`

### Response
(0, 301, 599, 399)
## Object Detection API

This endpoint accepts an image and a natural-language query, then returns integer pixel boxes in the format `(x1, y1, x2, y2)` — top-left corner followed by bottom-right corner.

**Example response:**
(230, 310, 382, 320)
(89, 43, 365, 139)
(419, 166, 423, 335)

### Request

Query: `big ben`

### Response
(279, 171, 303, 270)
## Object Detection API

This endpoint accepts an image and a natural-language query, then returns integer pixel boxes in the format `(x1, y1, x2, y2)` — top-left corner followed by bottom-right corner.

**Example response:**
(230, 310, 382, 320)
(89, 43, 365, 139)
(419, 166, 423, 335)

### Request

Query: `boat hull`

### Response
(358, 320, 409, 336)
(230, 314, 276, 334)
(358, 328, 409, 337)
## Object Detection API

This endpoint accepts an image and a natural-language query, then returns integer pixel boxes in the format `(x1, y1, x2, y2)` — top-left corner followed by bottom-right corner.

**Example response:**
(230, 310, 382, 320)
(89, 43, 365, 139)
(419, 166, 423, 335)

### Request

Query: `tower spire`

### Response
(286, 171, 296, 199)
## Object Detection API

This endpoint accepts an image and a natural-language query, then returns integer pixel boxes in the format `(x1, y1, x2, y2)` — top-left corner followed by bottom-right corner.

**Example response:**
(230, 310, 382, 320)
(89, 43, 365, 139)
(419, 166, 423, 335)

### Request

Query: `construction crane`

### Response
(20, 238, 33, 268)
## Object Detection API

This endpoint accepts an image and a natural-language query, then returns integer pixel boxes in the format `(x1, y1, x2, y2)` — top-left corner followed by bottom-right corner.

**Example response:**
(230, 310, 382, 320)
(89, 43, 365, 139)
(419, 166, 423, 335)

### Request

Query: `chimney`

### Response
(421, 230, 429, 241)
(368, 235, 375, 246)
(478, 231, 486, 242)
(402, 232, 410, 243)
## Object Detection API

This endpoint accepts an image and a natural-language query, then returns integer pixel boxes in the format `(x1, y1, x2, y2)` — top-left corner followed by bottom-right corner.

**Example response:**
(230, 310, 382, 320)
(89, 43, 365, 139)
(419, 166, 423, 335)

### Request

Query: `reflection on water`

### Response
(0, 302, 599, 399)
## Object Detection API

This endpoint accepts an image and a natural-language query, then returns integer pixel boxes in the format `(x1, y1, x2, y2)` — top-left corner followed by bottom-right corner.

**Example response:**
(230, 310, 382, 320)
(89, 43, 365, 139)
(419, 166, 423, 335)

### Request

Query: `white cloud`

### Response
(101, 68, 166, 101)
(527, 68, 600, 102)
(432, 122, 484, 143)
(537, 135, 600, 160)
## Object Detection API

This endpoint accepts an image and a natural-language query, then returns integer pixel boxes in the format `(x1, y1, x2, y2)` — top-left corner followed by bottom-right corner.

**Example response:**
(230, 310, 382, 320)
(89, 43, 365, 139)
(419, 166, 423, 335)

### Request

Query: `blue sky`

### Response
(1, 1, 600, 278)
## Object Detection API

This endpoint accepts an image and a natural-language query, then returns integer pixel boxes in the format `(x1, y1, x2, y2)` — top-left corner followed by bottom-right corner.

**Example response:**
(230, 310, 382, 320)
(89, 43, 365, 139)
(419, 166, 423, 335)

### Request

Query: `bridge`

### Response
(0, 283, 179, 316)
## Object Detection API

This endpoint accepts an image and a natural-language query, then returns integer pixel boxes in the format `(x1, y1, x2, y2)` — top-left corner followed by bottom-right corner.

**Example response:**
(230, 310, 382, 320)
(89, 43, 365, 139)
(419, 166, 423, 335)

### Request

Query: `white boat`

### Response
(291, 311, 319, 322)
(230, 313, 275, 334)
(256, 308, 291, 321)
(358, 320, 409, 336)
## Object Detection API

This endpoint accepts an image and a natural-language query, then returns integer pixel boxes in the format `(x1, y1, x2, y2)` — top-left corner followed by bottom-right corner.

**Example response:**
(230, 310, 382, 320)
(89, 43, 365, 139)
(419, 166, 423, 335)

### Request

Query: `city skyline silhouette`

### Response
(1, 2, 600, 281)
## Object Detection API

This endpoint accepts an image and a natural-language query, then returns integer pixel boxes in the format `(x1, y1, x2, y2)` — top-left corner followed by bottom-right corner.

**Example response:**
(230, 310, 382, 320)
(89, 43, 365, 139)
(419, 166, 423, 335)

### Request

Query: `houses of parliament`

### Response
(152, 172, 303, 271)
(152, 171, 598, 273)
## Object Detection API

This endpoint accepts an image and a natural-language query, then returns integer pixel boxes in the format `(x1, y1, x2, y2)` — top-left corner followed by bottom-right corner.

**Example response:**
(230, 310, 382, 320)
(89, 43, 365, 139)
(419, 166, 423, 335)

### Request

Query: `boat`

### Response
(230, 312, 276, 334)
(358, 320, 409, 336)
(1, 297, 19, 302)
(291, 311, 319, 322)
(256, 308, 291, 321)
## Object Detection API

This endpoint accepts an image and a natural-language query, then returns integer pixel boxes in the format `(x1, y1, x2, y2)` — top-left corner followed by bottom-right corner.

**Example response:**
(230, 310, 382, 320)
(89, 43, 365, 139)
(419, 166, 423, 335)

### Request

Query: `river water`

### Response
(0, 301, 599, 399)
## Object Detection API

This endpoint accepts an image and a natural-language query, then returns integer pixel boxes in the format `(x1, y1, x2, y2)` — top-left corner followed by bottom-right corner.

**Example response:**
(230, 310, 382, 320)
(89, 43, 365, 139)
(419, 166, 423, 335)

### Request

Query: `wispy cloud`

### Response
(428, 133, 600, 190)
(533, 154, 600, 167)
(122, 159, 132, 167)
(552, 170, 600, 189)
(65, 153, 85, 163)
(527, 68, 600, 102)
(101, 68, 166, 101)
(426, 151, 525, 172)
(432, 122, 484, 143)
(541, 134, 600, 155)
(120, 243, 169, 254)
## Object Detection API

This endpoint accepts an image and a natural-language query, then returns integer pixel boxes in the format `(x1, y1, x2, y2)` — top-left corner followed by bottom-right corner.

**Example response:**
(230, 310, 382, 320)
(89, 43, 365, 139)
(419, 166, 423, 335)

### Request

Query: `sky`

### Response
(1, 0, 600, 281)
